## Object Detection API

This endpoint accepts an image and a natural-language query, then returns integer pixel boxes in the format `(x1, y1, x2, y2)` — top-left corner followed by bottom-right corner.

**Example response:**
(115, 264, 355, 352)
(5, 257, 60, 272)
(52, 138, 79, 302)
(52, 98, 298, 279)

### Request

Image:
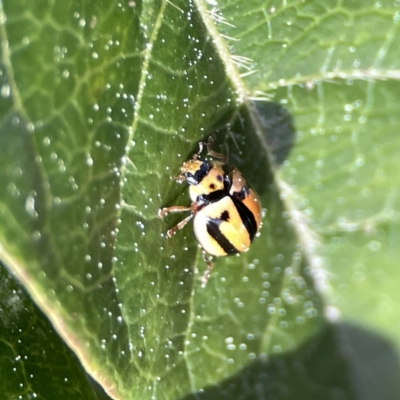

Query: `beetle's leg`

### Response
(200, 251, 214, 288)
(158, 205, 192, 218)
(159, 202, 200, 237)
(166, 214, 194, 238)
(171, 174, 185, 183)
(207, 135, 227, 163)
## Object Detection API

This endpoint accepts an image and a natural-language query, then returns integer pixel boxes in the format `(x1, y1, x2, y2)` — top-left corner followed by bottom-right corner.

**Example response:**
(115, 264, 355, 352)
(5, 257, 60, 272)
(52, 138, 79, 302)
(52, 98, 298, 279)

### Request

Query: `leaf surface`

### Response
(0, 0, 399, 399)
(214, 0, 400, 344)
(0, 263, 97, 399)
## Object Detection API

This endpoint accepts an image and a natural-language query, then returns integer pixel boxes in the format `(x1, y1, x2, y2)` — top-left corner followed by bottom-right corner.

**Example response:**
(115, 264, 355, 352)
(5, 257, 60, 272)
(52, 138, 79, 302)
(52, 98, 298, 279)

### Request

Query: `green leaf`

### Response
(0, 262, 97, 399)
(215, 0, 400, 344)
(0, 0, 399, 399)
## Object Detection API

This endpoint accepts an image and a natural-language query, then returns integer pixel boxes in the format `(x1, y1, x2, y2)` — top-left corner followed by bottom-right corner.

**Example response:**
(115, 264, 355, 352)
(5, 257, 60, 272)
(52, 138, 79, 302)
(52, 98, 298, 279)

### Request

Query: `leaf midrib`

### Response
(193, 0, 337, 320)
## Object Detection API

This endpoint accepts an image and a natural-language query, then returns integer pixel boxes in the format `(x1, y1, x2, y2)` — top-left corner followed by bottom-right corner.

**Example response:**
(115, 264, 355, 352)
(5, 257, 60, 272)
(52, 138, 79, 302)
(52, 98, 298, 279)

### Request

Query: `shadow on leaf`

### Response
(180, 322, 400, 400)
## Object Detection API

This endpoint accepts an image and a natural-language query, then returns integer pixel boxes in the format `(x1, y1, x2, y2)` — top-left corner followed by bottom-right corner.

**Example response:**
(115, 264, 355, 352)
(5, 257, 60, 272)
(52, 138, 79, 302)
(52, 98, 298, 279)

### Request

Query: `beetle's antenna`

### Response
(207, 135, 227, 163)
(193, 141, 205, 159)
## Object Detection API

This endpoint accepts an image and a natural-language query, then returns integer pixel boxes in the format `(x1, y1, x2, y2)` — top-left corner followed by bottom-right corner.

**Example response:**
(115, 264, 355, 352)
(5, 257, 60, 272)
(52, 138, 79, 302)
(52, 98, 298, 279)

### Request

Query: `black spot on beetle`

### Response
(232, 185, 249, 200)
(217, 174, 223, 182)
(220, 210, 230, 221)
(209, 184, 216, 189)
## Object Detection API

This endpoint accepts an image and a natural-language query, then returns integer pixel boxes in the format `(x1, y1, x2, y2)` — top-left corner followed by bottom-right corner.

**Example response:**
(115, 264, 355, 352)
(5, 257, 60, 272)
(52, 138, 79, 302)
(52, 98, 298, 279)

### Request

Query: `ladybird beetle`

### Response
(158, 136, 262, 286)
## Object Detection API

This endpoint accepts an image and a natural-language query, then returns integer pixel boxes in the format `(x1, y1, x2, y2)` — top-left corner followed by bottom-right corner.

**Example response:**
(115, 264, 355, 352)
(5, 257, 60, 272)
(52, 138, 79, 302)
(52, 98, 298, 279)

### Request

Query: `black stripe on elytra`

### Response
(232, 197, 258, 241)
(206, 217, 238, 255)
(196, 189, 225, 205)
(230, 185, 250, 200)
(196, 174, 231, 205)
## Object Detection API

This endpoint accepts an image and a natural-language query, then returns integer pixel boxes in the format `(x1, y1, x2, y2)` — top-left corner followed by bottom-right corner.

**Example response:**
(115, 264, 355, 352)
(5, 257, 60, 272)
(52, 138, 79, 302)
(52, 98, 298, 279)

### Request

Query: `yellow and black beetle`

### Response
(158, 136, 262, 286)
